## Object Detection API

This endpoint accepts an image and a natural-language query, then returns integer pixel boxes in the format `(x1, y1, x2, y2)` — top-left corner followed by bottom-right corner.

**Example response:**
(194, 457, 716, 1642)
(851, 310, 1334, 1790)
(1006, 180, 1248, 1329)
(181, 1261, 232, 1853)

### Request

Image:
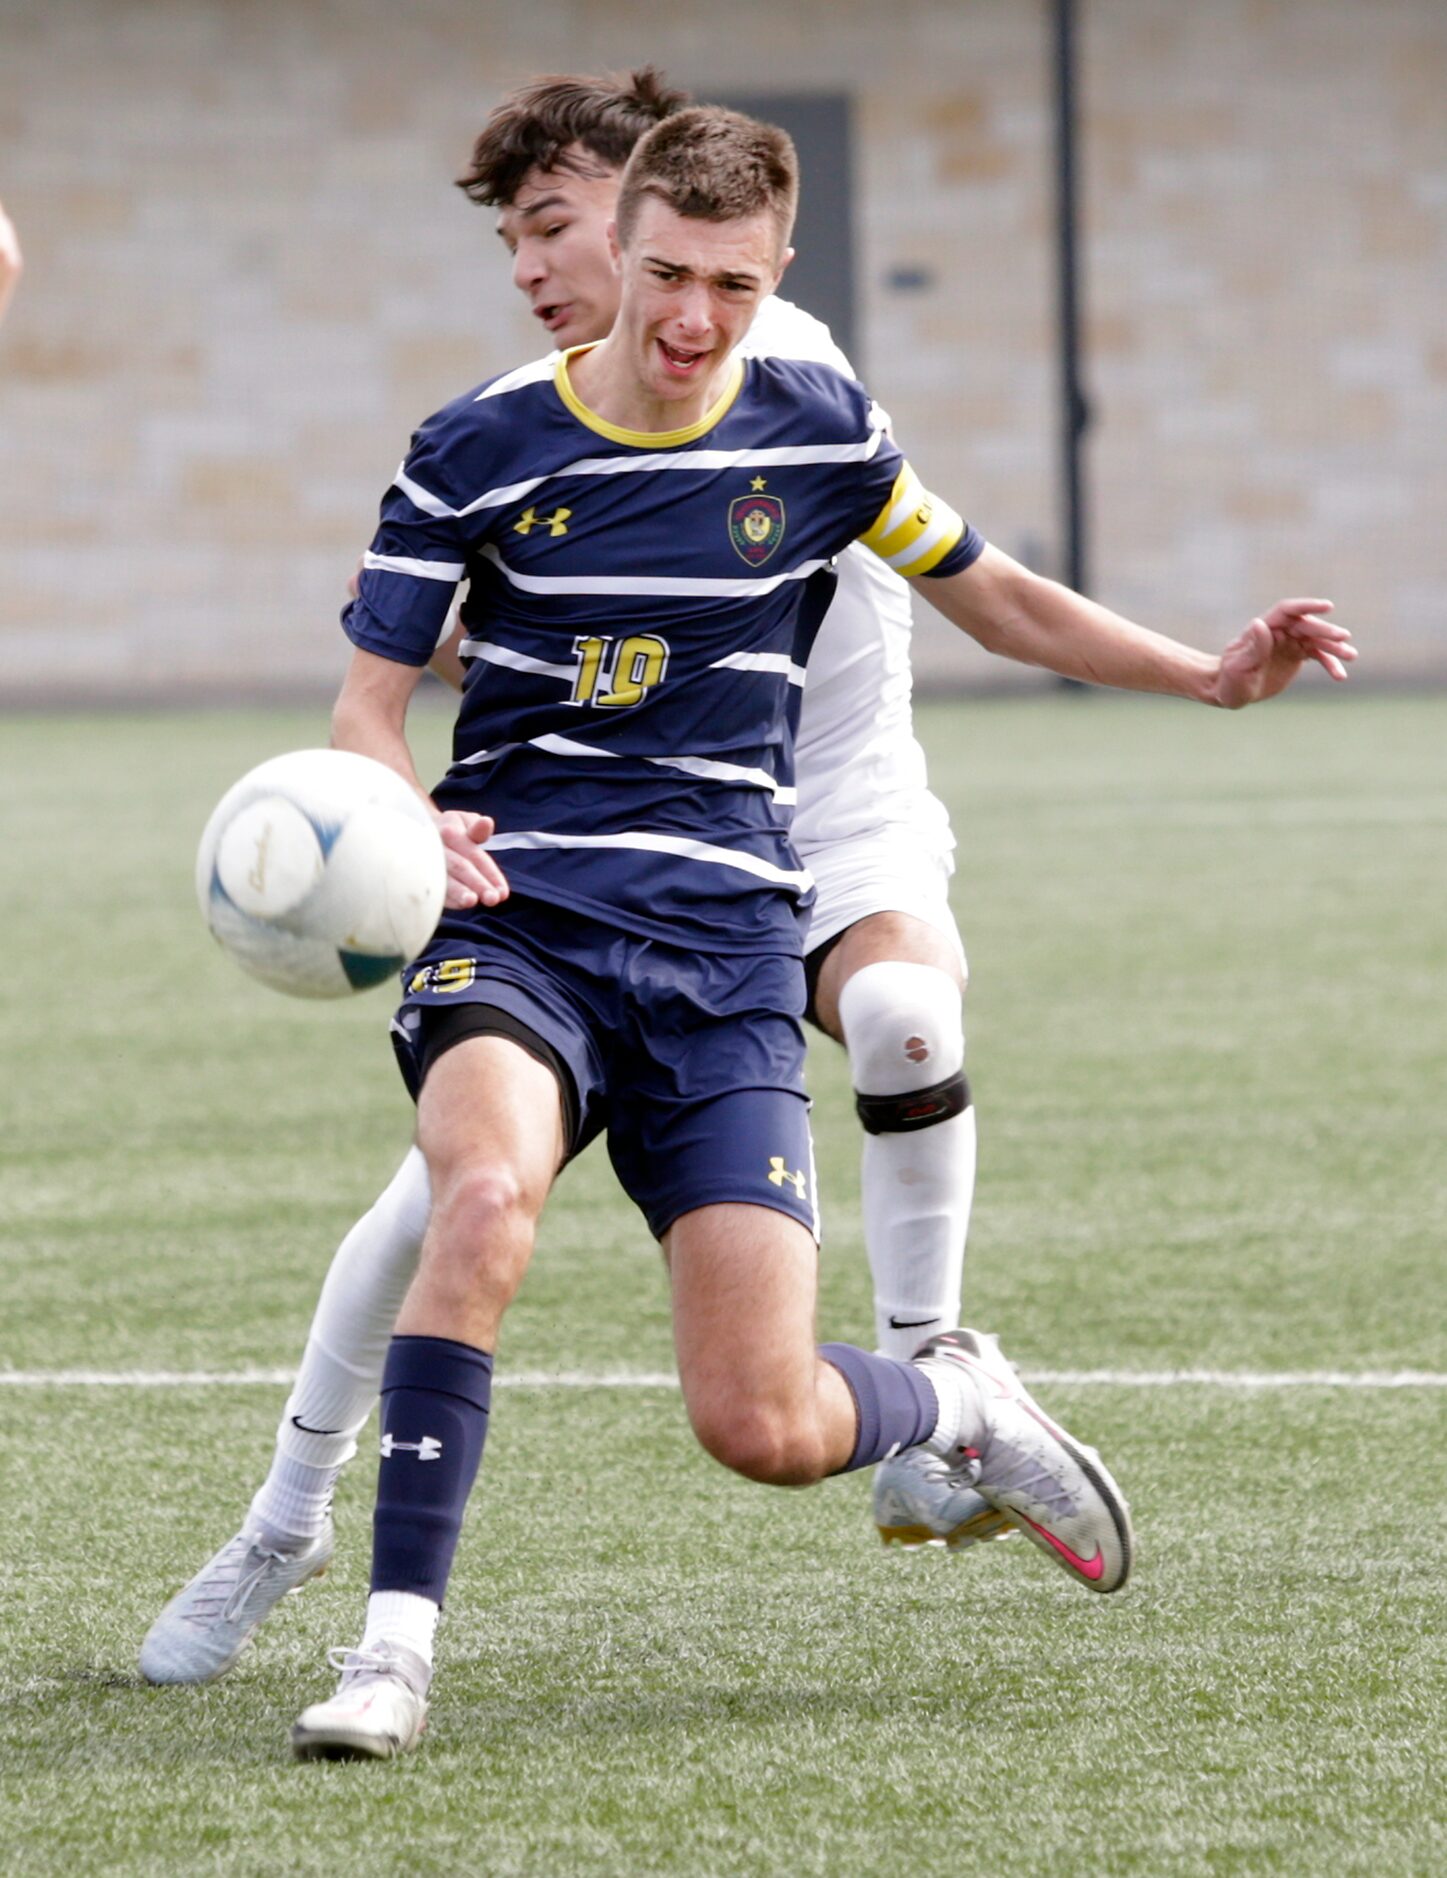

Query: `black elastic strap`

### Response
(854, 1069, 970, 1136)
(802, 925, 849, 1031)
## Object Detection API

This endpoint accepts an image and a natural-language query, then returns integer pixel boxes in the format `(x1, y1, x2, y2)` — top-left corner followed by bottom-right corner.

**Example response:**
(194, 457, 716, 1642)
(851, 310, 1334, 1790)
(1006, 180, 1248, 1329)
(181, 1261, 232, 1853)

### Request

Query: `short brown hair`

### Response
(456, 67, 689, 208)
(615, 107, 799, 254)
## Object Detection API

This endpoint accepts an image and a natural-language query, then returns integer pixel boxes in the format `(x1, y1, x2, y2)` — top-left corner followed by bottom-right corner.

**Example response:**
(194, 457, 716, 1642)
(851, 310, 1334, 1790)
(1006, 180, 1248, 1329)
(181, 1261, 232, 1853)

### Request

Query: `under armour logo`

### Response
(767, 1157, 807, 1199)
(514, 505, 571, 537)
(380, 1434, 443, 1461)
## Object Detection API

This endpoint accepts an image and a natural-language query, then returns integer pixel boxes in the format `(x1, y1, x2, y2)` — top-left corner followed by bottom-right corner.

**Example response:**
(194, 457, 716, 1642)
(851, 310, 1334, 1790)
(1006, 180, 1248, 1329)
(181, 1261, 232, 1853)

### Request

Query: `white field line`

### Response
(0, 1367, 1444, 1390)
(1027, 1368, 1447, 1389)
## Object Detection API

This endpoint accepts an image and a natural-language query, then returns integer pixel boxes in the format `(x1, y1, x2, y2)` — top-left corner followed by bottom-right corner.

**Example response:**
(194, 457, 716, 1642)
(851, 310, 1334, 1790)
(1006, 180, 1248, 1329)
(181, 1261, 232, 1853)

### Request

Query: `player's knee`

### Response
(837, 960, 969, 1134)
(429, 1162, 536, 1279)
(690, 1401, 827, 1486)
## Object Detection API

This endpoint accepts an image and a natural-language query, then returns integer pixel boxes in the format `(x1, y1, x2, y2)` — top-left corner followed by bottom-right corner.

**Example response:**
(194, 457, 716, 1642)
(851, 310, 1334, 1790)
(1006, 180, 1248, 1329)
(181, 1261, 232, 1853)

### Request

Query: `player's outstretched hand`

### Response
(1213, 599, 1355, 709)
(439, 809, 509, 910)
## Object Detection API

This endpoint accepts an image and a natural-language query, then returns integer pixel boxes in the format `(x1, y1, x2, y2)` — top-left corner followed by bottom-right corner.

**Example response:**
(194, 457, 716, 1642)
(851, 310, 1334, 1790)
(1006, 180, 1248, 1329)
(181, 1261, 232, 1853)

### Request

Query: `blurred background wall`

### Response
(1, 0, 1443, 704)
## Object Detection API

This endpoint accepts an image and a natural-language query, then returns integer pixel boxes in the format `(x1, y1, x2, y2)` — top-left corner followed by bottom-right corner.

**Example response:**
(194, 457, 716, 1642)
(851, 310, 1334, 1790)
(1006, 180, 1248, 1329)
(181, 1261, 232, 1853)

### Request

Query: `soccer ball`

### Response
(196, 748, 447, 999)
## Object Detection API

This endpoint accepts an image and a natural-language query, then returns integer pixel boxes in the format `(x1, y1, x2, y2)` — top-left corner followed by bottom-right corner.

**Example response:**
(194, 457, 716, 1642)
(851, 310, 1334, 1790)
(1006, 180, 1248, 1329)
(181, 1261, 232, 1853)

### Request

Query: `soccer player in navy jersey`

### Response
(144, 104, 1351, 1756)
(144, 72, 1016, 1704)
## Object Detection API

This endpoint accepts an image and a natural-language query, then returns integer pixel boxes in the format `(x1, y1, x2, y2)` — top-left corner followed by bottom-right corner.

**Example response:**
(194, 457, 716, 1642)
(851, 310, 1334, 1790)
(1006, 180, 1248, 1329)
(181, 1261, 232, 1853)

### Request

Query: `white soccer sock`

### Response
(361, 1590, 439, 1667)
(838, 961, 975, 1360)
(250, 1454, 336, 1548)
(247, 1147, 431, 1545)
(916, 1354, 987, 1459)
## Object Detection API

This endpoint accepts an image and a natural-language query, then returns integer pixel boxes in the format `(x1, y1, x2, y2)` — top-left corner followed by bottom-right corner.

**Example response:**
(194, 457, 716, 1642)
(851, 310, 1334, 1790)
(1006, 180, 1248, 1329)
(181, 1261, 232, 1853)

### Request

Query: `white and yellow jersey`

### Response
(742, 296, 955, 873)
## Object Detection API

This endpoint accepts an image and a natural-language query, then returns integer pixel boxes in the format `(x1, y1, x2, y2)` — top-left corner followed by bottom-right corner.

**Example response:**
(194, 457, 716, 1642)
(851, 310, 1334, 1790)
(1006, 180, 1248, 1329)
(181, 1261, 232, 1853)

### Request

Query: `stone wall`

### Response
(1, 0, 1442, 702)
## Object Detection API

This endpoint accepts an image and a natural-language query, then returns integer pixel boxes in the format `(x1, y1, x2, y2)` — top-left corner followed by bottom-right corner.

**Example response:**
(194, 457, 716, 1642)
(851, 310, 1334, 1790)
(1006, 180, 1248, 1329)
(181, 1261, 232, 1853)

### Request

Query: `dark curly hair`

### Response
(456, 67, 691, 208)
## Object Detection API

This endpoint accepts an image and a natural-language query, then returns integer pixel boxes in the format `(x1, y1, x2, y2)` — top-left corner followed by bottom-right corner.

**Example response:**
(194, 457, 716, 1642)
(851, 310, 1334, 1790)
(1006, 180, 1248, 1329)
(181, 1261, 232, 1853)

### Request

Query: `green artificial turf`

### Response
(1, 692, 1443, 1874)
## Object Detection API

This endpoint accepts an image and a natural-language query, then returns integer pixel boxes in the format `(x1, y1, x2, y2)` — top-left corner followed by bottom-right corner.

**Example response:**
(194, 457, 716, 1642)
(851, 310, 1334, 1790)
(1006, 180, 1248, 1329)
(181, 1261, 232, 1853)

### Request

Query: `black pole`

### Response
(1052, 0, 1090, 596)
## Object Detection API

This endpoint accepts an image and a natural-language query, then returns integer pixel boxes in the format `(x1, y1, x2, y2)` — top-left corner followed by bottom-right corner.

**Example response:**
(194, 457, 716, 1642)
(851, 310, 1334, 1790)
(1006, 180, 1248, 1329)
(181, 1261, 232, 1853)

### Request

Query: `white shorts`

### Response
(799, 817, 966, 973)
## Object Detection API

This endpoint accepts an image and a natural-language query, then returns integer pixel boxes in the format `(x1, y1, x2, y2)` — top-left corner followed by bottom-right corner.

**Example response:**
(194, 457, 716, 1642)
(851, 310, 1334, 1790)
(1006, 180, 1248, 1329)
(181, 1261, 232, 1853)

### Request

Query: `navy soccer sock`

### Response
(371, 1334, 494, 1604)
(818, 1343, 939, 1473)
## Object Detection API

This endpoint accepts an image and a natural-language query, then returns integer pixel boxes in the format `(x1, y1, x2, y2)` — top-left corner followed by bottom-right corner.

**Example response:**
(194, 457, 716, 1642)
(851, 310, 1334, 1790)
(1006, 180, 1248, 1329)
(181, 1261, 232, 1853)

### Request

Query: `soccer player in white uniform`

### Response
(141, 88, 1351, 1720)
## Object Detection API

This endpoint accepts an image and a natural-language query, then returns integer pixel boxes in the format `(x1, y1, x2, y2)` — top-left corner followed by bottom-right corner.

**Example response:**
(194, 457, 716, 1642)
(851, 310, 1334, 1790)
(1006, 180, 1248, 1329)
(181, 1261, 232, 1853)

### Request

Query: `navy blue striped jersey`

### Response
(345, 346, 984, 953)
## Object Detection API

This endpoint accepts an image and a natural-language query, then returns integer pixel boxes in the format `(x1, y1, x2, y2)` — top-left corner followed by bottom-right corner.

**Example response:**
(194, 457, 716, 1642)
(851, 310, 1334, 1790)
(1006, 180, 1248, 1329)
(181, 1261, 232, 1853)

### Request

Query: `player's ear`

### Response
(606, 218, 622, 270)
(772, 245, 795, 290)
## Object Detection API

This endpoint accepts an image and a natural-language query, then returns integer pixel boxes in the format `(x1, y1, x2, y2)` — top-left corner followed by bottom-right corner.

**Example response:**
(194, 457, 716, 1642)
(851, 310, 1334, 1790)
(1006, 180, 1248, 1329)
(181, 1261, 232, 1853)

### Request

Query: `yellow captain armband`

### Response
(858, 464, 966, 578)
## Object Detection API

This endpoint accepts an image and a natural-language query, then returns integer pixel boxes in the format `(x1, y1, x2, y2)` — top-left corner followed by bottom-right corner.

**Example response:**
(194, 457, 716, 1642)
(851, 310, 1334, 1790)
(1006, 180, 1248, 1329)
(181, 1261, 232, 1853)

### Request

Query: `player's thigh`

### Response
(664, 1200, 822, 1426)
(395, 906, 608, 1142)
(811, 909, 965, 1043)
(415, 1033, 565, 1222)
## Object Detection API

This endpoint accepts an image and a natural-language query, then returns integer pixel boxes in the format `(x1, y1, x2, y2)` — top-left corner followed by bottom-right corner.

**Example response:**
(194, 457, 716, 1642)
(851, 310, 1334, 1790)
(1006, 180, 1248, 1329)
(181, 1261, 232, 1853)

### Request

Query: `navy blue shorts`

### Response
(392, 896, 818, 1243)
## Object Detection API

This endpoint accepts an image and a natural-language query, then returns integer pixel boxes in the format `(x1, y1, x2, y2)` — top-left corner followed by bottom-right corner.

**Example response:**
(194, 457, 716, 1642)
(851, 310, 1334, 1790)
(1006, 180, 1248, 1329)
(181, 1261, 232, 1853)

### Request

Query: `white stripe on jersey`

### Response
(528, 732, 609, 759)
(363, 550, 466, 582)
(460, 638, 579, 681)
(474, 356, 557, 401)
(454, 736, 578, 766)
(483, 829, 813, 892)
(710, 651, 808, 686)
(395, 464, 552, 521)
(478, 542, 834, 600)
(454, 731, 794, 802)
(645, 754, 797, 803)
(393, 428, 888, 524)
(548, 436, 887, 480)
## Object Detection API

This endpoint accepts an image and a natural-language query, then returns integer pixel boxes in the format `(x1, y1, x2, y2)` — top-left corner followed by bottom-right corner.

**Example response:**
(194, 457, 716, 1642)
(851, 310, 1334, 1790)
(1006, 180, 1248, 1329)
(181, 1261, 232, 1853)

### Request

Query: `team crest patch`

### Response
(728, 493, 786, 566)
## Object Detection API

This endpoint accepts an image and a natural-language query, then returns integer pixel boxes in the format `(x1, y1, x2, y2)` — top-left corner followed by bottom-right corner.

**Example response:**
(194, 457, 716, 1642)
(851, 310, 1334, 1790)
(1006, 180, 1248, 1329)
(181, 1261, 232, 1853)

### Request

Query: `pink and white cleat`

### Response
(912, 1329, 1133, 1593)
(291, 1642, 430, 1761)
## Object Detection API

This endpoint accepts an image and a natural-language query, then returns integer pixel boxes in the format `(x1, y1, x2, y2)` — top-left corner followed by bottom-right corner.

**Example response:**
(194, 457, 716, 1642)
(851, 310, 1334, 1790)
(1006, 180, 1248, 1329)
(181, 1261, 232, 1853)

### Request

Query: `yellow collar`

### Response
(554, 343, 744, 448)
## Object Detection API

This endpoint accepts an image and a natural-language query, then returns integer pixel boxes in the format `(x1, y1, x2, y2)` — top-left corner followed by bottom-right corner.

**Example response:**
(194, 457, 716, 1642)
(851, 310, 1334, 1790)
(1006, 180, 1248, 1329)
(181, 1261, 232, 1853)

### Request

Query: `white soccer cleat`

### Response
(873, 1446, 1018, 1551)
(913, 1329, 1133, 1593)
(140, 1519, 334, 1685)
(291, 1643, 430, 1761)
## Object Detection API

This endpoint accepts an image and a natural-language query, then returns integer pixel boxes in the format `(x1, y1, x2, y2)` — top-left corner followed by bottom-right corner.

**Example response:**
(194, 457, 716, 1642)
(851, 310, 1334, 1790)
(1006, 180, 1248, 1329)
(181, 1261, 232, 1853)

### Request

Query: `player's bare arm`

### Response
(332, 647, 506, 909)
(0, 197, 22, 327)
(916, 543, 1354, 705)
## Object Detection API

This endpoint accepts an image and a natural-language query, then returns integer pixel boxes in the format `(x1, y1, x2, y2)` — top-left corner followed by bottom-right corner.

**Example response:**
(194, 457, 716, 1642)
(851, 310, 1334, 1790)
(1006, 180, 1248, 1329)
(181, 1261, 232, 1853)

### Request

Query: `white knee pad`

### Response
(837, 960, 965, 1108)
(838, 962, 974, 1357)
